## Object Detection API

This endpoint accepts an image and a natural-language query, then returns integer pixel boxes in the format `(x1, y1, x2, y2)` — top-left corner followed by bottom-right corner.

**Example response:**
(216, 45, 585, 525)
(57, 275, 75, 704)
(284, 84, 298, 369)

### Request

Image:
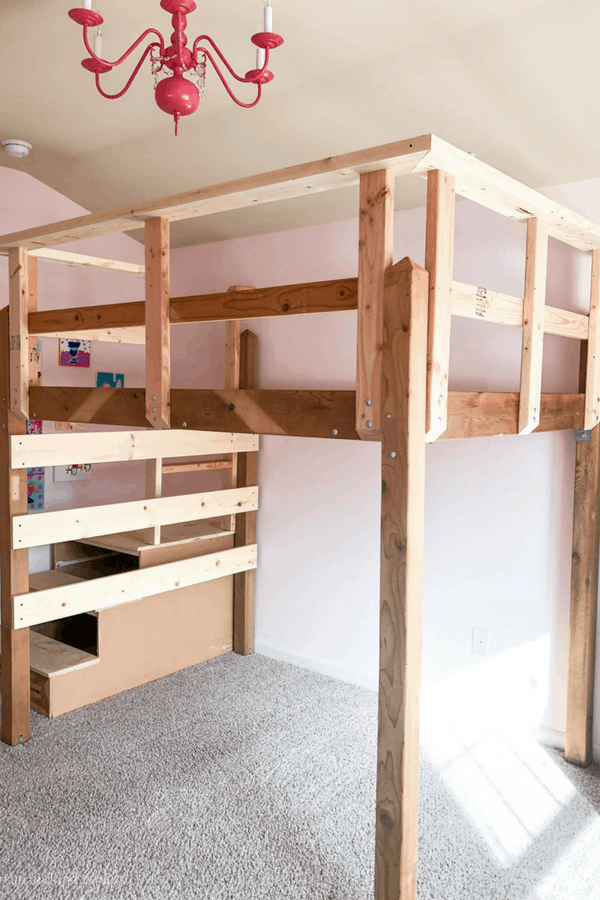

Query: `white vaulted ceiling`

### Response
(1, 0, 600, 246)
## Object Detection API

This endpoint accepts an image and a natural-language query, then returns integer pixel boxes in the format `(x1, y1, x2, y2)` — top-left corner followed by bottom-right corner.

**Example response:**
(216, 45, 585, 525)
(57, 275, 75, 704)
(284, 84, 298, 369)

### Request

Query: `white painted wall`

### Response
(0, 164, 598, 758)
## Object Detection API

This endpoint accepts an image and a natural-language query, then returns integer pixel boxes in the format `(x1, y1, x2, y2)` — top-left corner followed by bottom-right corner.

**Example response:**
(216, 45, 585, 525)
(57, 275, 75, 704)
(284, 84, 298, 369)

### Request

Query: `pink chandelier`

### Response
(68, 0, 283, 134)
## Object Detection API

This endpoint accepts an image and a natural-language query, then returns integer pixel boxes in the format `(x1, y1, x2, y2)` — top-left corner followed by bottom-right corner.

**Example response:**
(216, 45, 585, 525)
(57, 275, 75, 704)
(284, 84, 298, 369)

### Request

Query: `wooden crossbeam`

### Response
(425, 170, 455, 441)
(27, 248, 144, 277)
(26, 385, 584, 441)
(451, 282, 588, 340)
(12, 486, 258, 550)
(356, 169, 394, 439)
(518, 218, 549, 435)
(2, 134, 600, 252)
(13, 544, 258, 630)
(28, 278, 359, 336)
(162, 459, 232, 474)
(145, 217, 170, 428)
(584, 249, 600, 430)
(11, 430, 258, 469)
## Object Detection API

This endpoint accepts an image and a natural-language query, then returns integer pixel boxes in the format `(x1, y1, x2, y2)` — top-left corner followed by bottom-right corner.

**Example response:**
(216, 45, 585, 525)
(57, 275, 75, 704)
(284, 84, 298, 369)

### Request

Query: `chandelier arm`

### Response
(94, 43, 157, 100)
(202, 49, 263, 107)
(192, 35, 269, 83)
(83, 25, 165, 68)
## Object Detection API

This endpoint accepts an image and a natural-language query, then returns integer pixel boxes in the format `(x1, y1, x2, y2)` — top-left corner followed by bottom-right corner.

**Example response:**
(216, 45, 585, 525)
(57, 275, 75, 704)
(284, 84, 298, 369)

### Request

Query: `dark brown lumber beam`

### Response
(28, 387, 360, 440)
(28, 279, 359, 335)
(442, 391, 583, 440)
(28, 387, 584, 440)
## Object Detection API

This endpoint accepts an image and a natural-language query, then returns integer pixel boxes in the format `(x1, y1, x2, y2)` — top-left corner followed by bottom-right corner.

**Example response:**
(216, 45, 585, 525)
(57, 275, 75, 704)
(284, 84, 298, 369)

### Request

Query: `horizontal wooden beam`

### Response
(27, 249, 144, 277)
(11, 430, 257, 469)
(13, 543, 258, 629)
(442, 391, 583, 440)
(0, 137, 432, 250)
(451, 281, 588, 340)
(38, 327, 146, 345)
(28, 278, 359, 336)
(0, 134, 598, 252)
(162, 459, 232, 474)
(13, 486, 258, 549)
(27, 386, 584, 441)
(28, 387, 361, 440)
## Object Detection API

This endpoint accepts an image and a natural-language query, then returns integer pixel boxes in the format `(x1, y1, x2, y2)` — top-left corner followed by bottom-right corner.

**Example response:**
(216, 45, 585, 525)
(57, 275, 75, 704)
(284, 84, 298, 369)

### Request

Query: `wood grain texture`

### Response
(425, 170, 455, 441)
(451, 281, 588, 340)
(566, 424, 600, 766)
(234, 330, 259, 656)
(145, 217, 170, 428)
(28, 279, 359, 337)
(357, 169, 394, 439)
(442, 391, 583, 439)
(145, 458, 162, 545)
(584, 249, 600, 430)
(14, 544, 258, 630)
(27, 248, 144, 276)
(8, 247, 29, 420)
(0, 307, 30, 745)
(519, 218, 548, 434)
(224, 319, 242, 530)
(28, 256, 40, 389)
(13, 486, 258, 549)
(375, 257, 428, 900)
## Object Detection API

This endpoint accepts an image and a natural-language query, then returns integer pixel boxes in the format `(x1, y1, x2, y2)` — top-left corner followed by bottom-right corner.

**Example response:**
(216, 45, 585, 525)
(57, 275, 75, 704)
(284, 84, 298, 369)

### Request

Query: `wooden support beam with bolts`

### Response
(8, 247, 29, 421)
(225, 303, 243, 532)
(0, 307, 30, 745)
(356, 169, 394, 439)
(584, 249, 600, 431)
(375, 257, 428, 900)
(425, 170, 455, 441)
(518, 218, 548, 434)
(234, 330, 259, 656)
(145, 458, 162, 545)
(566, 342, 600, 766)
(145, 217, 170, 428)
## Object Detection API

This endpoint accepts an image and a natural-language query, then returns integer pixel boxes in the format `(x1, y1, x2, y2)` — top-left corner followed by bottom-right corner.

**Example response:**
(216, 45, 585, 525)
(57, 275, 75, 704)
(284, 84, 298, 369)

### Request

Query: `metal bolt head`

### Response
(182, 422, 187, 428)
(152, 396, 156, 401)
(152, 407, 156, 413)
(437, 416, 442, 425)
(365, 399, 372, 406)
(332, 429, 338, 436)
(386, 414, 391, 420)
(366, 420, 373, 429)
(389, 451, 397, 459)
(438, 394, 444, 403)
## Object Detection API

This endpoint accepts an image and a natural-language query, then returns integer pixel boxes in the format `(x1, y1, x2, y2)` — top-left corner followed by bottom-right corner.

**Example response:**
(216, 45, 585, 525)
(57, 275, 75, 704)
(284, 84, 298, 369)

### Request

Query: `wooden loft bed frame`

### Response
(1, 132, 599, 900)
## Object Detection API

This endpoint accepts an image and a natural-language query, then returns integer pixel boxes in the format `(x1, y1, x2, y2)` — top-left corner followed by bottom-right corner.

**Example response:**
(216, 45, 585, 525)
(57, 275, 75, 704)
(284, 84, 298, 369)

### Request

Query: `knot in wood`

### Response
(381, 480, 387, 495)
(282, 303, 290, 312)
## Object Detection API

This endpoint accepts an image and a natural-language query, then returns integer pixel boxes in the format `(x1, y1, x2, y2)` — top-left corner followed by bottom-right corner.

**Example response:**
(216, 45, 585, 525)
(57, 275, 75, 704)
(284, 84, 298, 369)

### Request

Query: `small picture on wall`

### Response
(96, 372, 125, 388)
(27, 419, 42, 435)
(27, 468, 44, 511)
(60, 338, 91, 368)
(53, 463, 93, 483)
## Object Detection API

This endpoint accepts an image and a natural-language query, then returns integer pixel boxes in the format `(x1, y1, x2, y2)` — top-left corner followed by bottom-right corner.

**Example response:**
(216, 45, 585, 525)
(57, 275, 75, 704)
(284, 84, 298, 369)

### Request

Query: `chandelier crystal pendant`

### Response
(68, 0, 284, 134)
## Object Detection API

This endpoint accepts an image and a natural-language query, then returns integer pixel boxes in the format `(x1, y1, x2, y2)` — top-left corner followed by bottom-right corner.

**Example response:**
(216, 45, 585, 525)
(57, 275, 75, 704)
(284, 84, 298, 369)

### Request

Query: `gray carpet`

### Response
(0, 654, 599, 900)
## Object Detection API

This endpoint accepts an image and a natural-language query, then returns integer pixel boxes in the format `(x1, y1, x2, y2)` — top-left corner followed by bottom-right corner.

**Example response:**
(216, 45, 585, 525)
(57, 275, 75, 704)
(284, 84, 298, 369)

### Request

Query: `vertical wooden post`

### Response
(225, 319, 242, 532)
(27, 256, 40, 391)
(8, 247, 29, 421)
(584, 249, 600, 431)
(425, 169, 455, 442)
(375, 257, 427, 900)
(233, 329, 259, 656)
(565, 304, 600, 766)
(145, 217, 170, 429)
(356, 169, 395, 439)
(145, 459, 162, 545)
(0, 307, 30, 745)
(518, 217, 548, 435)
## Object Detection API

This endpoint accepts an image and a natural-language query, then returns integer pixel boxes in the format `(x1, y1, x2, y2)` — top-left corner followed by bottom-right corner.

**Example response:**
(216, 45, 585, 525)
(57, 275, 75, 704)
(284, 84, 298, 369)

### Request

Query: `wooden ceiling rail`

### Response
(27, 248, 145, 277)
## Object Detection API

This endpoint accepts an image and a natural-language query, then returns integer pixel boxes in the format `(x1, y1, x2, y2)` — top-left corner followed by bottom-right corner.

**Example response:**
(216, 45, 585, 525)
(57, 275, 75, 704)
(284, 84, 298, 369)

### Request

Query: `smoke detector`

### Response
(2, 140, 32, 159)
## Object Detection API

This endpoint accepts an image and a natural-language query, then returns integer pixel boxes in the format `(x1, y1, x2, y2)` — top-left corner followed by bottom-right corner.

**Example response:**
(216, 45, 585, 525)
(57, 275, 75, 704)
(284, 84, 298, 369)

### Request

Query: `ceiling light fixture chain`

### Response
(68, 0, 283, 135)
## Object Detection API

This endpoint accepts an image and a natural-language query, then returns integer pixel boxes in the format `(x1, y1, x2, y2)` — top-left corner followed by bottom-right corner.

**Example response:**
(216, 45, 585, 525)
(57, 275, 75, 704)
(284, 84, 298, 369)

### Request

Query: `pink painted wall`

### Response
(0, 164, 597, 757)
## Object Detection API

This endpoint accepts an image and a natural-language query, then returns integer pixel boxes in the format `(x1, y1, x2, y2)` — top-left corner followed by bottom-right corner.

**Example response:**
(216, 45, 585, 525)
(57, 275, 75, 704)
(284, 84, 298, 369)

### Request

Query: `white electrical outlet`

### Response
(472, 627, 489, 657)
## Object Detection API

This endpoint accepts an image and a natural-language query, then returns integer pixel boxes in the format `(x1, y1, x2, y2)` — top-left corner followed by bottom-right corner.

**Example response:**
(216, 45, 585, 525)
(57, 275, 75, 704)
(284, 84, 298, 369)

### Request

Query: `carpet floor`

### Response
(1, 653, 599, 899)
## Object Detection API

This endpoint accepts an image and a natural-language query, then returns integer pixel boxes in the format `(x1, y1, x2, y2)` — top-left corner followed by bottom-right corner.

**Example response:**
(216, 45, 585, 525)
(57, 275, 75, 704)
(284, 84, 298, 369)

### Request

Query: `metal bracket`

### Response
(574, 429, 592, 442)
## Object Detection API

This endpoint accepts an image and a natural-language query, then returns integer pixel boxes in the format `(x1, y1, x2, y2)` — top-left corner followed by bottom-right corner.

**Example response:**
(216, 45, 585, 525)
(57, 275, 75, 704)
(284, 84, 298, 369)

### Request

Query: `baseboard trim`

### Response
(255, 641, 378, 692)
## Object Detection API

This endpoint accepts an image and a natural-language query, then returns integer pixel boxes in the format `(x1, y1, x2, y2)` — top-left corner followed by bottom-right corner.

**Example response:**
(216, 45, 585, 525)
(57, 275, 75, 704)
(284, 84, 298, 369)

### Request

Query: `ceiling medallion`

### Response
(68, 0, 283, 134)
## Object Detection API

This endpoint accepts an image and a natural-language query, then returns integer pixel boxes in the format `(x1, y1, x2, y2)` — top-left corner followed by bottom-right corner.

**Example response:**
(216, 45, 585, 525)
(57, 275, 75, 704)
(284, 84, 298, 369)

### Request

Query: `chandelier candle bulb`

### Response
(94, 32, 102, 57)
(256, 47, 266, 69)
(264, 1, 273, 32)
(83, 0, 92, 8)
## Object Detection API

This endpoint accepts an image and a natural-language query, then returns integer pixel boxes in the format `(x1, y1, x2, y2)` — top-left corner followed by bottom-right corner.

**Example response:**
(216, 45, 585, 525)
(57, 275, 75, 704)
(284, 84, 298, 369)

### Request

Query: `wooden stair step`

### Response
(29, 631, 99, 678)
